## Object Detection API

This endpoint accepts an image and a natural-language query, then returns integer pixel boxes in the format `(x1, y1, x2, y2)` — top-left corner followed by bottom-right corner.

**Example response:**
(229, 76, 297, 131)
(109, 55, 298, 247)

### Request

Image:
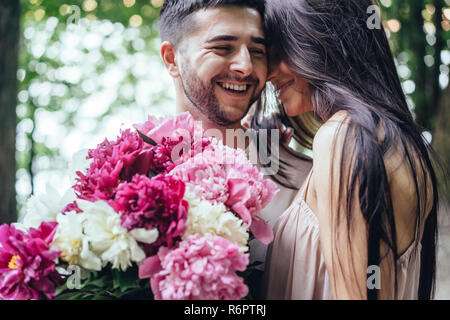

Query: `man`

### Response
(159, 0, 266, 142)
(158, 0, 312, 299)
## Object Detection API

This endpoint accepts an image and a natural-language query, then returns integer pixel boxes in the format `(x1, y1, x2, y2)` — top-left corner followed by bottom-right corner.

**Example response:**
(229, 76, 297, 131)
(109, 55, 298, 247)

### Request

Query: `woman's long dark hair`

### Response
(254, 0, 439, 299)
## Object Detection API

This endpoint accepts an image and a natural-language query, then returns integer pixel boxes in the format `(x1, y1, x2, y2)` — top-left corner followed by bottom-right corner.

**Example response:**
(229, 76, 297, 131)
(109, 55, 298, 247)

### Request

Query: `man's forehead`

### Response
(190, 5, 264, 40)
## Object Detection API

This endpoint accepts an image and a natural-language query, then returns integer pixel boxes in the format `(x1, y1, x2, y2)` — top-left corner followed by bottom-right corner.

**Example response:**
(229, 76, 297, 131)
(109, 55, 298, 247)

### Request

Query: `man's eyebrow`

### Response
(251, 36, 266, 46)
(206, 35, 266, 46)
(206, 35, 238, 42)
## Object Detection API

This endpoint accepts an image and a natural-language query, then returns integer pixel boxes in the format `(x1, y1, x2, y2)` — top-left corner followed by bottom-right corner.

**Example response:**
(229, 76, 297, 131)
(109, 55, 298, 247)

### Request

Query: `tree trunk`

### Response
(0, 0, 20, 223)
(429, 0, 444, 129)
(432, 85, 450, 205)
(409, 1, 429, 130)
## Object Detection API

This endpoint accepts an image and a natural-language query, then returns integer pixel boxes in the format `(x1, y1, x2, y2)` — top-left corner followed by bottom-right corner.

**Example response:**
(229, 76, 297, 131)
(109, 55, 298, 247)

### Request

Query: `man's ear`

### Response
(161, 41, 180, 78)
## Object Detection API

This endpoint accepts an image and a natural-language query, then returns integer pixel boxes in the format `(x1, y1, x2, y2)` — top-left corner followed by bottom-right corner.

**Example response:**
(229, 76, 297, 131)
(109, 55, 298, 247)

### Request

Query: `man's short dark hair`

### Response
(159, 0, 265, 46)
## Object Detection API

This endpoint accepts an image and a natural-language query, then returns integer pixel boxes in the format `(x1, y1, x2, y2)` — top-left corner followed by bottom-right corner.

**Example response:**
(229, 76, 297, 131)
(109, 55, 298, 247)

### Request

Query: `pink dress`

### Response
(264, 170, 422, 300)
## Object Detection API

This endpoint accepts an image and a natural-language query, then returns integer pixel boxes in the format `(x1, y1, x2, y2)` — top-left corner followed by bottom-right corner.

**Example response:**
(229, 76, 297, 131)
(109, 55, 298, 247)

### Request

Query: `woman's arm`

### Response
(312, 114, 369, 299)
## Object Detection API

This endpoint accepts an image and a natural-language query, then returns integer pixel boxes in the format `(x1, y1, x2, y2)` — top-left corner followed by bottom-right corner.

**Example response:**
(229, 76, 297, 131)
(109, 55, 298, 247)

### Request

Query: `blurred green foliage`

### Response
(382, 0, 449, 132)
(16, 0, 171, 216)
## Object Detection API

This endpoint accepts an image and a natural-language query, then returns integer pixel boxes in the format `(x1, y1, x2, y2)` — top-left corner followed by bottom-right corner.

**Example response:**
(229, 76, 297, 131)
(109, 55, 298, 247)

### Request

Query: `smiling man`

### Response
(159, 0, 267, 137)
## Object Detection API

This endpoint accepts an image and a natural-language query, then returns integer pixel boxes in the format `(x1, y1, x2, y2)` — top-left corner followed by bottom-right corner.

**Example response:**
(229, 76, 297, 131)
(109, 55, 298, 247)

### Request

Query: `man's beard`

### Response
(179, 63, 259, 127)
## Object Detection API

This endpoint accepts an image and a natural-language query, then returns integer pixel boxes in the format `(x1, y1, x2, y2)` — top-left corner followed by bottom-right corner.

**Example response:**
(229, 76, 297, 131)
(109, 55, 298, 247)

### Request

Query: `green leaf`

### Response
(55, 291, 86, 300)
(117, 268, 141, 292)
(55, 283, 68, 296)
(92, 295, 113, 301)
(136, 128, 157, 146)
(112, 271, 121, 290)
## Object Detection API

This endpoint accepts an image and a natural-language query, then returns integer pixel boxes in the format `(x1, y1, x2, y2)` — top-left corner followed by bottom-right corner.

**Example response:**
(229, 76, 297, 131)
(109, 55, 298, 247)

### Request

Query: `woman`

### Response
(254, 0, 440, 300)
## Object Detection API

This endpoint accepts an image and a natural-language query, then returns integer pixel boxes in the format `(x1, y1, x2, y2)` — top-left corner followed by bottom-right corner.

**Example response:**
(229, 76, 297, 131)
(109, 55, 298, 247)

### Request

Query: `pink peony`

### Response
(139, 235, 249, 300)
(112, 174, 189, 251)
(170, 145, 279, 243)
(133, 112, 196, 145)
(0, 222, 62, 300)
(226, 178, 276, 244)
(226, 154, 280, 215)
(73, 129, 144, 201)
(134, 113, 214, 171)
(169, 151, 229, 204)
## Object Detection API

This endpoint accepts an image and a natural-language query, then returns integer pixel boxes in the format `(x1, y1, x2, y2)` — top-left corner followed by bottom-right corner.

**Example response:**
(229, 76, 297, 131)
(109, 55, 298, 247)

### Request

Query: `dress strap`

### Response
(301, 169, 314, 202)
(411, 205, 422, 251)
(292, 170, 314, 206)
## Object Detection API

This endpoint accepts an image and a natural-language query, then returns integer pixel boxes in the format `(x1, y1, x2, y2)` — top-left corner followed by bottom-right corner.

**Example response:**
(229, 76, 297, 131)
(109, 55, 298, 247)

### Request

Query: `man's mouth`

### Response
(217, 81, 251, 94)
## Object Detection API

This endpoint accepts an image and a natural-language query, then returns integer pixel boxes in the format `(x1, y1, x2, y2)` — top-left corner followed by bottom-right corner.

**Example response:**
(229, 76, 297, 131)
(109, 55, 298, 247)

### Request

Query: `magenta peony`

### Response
(73, 129, 144, 201)
(112, 174, 189, 251)
(0, 222, 62, 300)
(128, 136, 184, 176)
(139, 235, 249, 300)
(61, 200, 82, 214)
(145, 137, 182, 173)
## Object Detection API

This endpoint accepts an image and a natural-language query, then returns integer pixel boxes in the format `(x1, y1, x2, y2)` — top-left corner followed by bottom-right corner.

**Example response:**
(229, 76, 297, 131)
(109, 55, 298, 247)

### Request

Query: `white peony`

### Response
(51, 211, 102, 271)
(67, 148, 92, 185)
(129, 228, 159, 244)
(183, 191, 249, 252)
(12, 222, 29, 233)
(22, 183, 76, 229)
(78, 200, 148, 271)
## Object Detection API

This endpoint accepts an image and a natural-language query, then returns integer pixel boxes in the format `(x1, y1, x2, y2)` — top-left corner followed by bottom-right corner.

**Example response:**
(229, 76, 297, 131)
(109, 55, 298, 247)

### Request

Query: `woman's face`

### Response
(267, 49, 314, 117)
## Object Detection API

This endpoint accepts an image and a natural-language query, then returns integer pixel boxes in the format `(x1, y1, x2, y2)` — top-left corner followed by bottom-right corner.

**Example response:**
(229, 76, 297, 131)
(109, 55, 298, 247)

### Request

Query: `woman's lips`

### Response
(277, 80, 294, 98)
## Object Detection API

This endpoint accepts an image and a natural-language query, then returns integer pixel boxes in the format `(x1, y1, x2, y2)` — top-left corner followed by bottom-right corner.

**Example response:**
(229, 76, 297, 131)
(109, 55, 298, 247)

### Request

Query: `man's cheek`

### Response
(256, 62, 268, 83)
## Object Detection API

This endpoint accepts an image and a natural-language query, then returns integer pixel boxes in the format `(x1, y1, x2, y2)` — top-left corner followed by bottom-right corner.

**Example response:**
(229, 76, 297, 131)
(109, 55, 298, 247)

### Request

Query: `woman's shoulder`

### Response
(313, 110, 352, 159)
(310, 111, 355, 198)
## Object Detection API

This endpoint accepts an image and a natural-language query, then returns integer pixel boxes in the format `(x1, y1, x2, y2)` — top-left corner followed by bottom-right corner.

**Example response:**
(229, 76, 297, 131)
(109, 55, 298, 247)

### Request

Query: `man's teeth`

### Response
(219, 83, 248, 92)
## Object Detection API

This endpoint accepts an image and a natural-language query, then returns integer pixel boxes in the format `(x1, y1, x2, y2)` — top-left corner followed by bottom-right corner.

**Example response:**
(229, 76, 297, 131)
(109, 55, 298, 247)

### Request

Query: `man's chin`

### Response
(208, 115, 242, 127)
(214, 106, 249, 126)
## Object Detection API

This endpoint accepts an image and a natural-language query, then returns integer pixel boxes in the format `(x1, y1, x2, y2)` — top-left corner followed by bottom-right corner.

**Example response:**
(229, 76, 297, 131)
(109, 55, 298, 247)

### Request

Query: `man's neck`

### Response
(203, 121, 248, 150)
(177, 101, 249, 150)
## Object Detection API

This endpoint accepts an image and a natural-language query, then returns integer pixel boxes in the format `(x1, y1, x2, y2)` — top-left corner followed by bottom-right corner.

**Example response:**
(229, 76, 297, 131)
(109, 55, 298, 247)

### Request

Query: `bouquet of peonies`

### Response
(0, 112, 279, 300)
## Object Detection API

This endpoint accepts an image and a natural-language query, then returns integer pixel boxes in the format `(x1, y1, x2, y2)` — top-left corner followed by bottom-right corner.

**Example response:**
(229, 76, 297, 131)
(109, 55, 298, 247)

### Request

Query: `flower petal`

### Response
(138, 255, 162, 279)
(249, 217, 274, 245)
(129, 228, 159, 244)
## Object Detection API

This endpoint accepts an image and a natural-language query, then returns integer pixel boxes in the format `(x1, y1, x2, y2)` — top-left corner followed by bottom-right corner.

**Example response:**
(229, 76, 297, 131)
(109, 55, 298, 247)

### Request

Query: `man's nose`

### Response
(229, 46, 253, 77)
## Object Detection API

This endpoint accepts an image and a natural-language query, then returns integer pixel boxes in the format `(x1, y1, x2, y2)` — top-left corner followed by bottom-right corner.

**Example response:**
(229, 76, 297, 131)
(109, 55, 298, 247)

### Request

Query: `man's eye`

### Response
(251, 49, 266, 56)
(213, 46, 231, 51)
